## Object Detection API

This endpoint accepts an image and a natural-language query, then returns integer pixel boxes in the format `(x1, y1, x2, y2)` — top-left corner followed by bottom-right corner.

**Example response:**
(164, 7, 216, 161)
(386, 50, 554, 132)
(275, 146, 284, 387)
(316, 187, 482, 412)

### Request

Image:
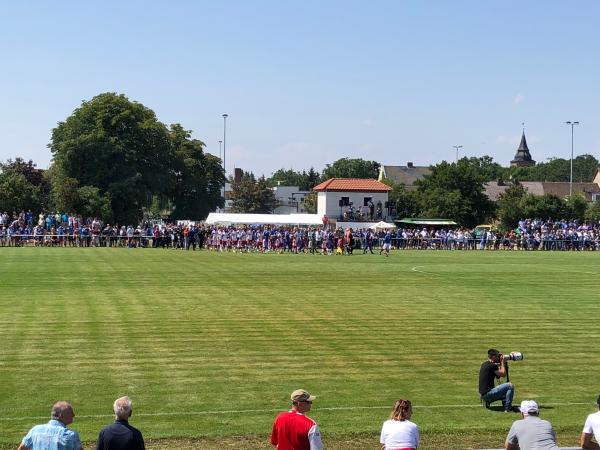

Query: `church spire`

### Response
(510, 126, 535, 167)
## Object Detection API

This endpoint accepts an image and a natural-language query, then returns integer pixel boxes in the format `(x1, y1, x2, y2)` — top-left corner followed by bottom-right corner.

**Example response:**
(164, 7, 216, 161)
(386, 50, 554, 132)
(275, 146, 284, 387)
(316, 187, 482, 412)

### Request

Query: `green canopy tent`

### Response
(396, 218, 457, 226)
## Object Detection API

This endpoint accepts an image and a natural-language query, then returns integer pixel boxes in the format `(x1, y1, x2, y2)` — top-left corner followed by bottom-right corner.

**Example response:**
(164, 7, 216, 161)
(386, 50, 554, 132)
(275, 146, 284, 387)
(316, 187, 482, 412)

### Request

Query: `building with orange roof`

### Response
(312, 178, 392, 221)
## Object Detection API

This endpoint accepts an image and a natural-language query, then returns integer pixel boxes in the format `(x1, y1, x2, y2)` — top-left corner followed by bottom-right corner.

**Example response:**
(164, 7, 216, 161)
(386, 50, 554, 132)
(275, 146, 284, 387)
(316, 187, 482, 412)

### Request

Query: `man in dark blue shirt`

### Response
(96, 396, 145, 450)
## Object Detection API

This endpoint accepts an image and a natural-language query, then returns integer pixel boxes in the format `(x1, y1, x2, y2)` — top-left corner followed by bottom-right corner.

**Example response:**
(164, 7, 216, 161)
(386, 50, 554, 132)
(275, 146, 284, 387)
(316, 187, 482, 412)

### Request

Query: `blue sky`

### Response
(1, 1, 599, 177)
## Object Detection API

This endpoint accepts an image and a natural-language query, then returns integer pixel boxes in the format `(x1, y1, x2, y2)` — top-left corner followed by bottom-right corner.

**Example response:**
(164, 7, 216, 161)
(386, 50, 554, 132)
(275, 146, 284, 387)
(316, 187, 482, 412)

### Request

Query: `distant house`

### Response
(593, 167, 600, 186)
(378, 162, 431, 190)
(271, 185, 310, 214)
(312, 178, 392, 221)
(484, 180, 600, 202)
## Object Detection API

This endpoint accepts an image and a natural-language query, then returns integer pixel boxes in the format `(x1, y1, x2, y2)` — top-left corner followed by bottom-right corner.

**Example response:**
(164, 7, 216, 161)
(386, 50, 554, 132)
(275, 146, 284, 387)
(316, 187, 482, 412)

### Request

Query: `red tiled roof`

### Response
(312, 178, 392, 192)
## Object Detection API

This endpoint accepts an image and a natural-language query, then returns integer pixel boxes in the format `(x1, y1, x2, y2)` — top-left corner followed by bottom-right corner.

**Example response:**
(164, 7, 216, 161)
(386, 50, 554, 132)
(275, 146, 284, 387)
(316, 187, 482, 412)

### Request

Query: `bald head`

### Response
(51, 401, 75, 425)
(113, 396, 133, 421)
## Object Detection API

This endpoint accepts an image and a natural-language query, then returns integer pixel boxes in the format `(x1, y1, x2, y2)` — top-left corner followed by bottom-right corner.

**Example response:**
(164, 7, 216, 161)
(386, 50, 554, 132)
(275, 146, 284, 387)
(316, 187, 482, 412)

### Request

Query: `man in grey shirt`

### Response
(505, 400, 559, 450)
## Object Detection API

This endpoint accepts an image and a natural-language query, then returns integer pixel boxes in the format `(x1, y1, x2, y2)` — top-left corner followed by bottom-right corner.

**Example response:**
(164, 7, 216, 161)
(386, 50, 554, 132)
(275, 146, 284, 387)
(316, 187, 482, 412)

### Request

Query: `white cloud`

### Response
(513, 93, 524, 105)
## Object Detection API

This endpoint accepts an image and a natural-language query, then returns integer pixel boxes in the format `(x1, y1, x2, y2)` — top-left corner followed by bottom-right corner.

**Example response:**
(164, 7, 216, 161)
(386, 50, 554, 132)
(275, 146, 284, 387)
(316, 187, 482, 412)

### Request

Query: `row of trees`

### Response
(229, 158, 380, 214)
(445, 154, 599, 184)
(388, 160, 494, 228)
(262, 154, 599, 192)
(1, 93, 225, 224)
(234, 155, 600, 227)
(266, 158, 380, 190)
(2, 91, 598, 227)
(495, 185, 600, 230)
(387, 158, 600, 229)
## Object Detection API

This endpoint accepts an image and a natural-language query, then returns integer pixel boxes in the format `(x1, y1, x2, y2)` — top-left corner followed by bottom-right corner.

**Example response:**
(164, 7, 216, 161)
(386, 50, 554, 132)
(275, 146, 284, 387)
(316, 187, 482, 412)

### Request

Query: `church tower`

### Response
(510, 129, 535, 167)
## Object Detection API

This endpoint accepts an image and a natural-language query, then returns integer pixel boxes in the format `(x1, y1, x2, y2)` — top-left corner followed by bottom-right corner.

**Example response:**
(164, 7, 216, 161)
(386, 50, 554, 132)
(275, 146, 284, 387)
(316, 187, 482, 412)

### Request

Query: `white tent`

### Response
(369, 221, 396, 230)
(204, 213, 323, 226)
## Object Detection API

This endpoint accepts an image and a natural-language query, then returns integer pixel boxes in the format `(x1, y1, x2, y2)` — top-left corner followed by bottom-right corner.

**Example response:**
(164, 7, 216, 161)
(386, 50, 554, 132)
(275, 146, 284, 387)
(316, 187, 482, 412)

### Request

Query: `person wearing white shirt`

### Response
(581, 395, 600, 450)
(380, 399, 419, 450)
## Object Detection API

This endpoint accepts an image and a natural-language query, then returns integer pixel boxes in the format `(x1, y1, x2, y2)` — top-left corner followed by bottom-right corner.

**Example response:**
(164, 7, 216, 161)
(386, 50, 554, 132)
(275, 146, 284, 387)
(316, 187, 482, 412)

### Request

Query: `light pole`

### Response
(565, 121, 579, 196)
(452, 145, 463, 163)
(222, 114, 228, 175)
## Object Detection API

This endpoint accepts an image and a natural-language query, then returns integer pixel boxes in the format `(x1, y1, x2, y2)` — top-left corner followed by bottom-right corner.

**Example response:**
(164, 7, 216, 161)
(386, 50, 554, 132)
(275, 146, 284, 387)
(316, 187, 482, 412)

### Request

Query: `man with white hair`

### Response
(96, 396, 145, 450)
(18, 401, 81, 450)
(505, 400, 559, 450)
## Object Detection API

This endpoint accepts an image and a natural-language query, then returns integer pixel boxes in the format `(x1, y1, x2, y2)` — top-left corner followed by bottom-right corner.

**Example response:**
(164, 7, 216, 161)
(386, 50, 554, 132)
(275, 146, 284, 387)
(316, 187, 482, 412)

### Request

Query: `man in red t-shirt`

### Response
(270, 389, 323, 450)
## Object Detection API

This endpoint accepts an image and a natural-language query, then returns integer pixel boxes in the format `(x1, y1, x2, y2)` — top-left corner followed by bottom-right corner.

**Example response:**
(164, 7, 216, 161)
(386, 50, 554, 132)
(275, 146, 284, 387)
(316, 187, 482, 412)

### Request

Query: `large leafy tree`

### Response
(416, 160, 495, 227)
(508, 154, 599, 182)
(496, 184, 528, 230)
(564, 194, 588, 221)
(585, 201, 600, 221)
(464, 156, 507, 182)
(322, 158, 380, 179)
(50, 92, 174, 224)
(302, 191, 317, 213)
(230, 172, 277, 213)
(169, 124, 225, 219)
(388, 183, 420, 219)
(268, 167, 321, 191)
(269, 169, 308, 189)
(0, 170, 40, 214)
(0, 158, 50, 213)
(75, 186, 112, 221)
(306, 167, 321, 188)
(520, 193, 566, 220)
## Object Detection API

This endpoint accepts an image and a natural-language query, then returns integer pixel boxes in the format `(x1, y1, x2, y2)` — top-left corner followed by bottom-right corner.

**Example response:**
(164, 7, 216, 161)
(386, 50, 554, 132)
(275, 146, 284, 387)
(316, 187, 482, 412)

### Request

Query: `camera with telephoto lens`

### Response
(501, 351, 524, 361)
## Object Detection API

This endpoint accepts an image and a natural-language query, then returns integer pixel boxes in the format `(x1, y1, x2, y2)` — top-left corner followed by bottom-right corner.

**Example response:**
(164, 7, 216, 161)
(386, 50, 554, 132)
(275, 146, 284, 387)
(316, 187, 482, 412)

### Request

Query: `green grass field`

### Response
(1, 248, 599, 449)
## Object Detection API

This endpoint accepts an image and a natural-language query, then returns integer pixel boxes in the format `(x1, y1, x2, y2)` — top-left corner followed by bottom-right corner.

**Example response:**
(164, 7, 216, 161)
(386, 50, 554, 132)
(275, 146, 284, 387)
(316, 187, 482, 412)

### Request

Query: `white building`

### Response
(313, 178, 392, 221)
(271, 185, 310, 214)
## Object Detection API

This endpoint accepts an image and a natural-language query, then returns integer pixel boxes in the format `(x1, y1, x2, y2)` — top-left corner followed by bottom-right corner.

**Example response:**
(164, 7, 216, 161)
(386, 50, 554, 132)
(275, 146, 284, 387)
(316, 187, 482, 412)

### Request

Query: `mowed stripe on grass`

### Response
(0, 249, 599, 449)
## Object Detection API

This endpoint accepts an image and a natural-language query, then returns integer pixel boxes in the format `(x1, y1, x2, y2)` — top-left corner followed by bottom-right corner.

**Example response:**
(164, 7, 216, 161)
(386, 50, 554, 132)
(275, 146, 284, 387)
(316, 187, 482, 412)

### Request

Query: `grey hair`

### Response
(113, 396, 133, 420)
(51, 401, 72, 419)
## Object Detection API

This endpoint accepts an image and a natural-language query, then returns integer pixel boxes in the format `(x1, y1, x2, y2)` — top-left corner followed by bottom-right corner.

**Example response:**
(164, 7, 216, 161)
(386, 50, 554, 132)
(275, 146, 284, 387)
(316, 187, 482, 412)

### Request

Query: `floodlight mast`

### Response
(453, 145, 463, 163)
(565, 121, 579, 196)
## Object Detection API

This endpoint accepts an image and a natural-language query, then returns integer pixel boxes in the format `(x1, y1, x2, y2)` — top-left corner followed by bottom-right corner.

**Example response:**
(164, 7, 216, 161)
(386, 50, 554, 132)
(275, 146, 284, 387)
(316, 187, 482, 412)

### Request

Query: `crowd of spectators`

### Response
(397, 218, 600, 251)
(19, 393, 600, 450)
(3, 210, 600, 252)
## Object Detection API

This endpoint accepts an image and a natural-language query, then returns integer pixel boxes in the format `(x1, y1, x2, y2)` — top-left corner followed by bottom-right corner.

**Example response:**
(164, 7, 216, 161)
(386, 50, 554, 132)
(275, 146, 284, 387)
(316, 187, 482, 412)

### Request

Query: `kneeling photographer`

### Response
(479, 348, 518, 412)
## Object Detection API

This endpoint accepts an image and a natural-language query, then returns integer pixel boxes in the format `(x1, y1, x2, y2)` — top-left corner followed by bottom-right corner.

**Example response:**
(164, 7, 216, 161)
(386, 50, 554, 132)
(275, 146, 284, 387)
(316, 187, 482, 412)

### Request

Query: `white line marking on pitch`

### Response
(411, 265, 438, 275)
(0, 402, 591, 422)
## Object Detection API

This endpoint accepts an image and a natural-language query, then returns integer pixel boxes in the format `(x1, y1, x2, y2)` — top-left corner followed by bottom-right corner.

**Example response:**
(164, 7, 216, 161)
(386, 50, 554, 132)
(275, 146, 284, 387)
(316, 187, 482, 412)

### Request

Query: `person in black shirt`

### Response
(479, 348, 515, 412)
(96, 396, 145, 450)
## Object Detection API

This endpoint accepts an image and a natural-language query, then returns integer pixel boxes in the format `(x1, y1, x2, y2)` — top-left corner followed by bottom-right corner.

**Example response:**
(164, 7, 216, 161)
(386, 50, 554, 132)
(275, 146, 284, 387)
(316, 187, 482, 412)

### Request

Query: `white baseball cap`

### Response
(519, 400, 539, 415)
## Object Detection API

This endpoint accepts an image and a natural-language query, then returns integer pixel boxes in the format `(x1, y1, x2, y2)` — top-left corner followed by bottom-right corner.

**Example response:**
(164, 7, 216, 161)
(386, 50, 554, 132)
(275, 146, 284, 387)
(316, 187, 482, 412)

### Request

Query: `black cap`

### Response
(596, 395, 600, 405)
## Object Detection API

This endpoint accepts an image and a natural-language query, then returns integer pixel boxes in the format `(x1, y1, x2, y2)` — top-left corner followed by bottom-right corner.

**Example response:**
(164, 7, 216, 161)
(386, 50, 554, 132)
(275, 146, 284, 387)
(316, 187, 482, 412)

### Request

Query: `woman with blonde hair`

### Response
(379, 399, 419, 450)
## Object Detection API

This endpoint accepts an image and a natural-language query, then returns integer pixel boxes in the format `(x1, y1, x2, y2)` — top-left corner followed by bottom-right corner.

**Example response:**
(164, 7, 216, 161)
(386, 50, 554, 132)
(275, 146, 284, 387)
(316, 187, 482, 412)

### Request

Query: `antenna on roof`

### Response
(522, 122, 525, 133)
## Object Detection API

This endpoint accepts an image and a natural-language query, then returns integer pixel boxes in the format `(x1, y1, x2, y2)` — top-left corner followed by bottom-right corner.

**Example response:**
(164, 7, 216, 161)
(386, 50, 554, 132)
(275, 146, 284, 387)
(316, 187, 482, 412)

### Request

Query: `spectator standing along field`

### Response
(379, 399, 419, 450)
(18, 401, 81, 450)
(271, 389, 323, 450)
(96, 396, 145, 450)
(505, 400, 559, 450)
(580, 394, 600, 449)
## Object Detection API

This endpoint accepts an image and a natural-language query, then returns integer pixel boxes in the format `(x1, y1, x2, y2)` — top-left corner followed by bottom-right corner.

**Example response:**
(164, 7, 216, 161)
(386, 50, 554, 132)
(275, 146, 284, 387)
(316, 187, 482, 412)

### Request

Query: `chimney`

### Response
(234, 168, 243, 183)
(407, 162, 414, 168)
